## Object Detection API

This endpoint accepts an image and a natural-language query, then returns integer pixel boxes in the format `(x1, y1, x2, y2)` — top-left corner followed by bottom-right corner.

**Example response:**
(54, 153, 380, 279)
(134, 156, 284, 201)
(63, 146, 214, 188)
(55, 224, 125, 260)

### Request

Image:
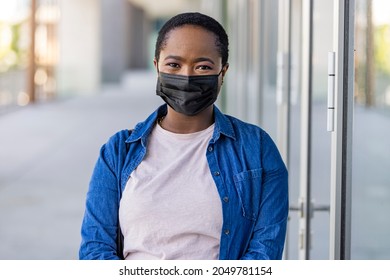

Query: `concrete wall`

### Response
(101, 0, 150, 84)
(57, 0, 101, 96)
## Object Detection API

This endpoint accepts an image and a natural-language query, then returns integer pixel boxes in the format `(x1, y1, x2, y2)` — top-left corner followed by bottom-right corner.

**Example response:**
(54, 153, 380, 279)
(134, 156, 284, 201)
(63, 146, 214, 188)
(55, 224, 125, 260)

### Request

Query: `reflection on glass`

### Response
(352, 0, 390, 259)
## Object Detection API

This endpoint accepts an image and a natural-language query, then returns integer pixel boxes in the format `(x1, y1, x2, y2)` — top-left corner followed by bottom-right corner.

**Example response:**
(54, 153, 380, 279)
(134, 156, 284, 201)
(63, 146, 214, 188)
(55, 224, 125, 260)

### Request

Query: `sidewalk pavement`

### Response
(0, 71, 161, 259)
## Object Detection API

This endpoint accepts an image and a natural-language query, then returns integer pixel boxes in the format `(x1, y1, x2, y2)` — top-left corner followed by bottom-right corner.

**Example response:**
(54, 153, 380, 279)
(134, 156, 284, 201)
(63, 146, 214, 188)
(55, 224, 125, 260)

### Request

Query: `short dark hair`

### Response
(155, 12, 229, 66)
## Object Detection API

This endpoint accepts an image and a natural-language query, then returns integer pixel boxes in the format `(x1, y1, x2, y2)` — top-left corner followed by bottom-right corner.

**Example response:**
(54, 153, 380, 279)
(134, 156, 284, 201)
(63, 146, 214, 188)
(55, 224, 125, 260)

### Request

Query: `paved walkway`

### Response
(0, 72, 161, 259)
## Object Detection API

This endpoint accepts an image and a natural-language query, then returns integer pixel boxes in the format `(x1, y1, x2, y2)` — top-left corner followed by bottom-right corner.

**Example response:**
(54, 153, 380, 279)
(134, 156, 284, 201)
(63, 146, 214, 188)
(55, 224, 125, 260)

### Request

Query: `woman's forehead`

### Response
(161, 25, 220, 58)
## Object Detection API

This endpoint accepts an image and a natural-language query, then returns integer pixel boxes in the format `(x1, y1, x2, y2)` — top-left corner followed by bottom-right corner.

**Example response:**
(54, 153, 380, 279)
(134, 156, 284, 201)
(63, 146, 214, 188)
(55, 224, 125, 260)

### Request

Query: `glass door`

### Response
(281, 0, 355, 259)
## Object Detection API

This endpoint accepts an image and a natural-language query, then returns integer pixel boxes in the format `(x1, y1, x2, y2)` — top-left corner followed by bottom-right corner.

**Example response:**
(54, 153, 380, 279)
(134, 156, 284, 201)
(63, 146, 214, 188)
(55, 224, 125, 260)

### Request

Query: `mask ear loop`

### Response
(156, 65, 160, 75)
(156, 64, 162, 86)
(219, 65, 225, 85)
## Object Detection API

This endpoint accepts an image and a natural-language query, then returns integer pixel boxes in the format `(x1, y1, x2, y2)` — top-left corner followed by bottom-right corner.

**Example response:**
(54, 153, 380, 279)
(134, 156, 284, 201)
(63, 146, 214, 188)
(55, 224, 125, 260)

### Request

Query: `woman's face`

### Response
(155, 25, 227, 82)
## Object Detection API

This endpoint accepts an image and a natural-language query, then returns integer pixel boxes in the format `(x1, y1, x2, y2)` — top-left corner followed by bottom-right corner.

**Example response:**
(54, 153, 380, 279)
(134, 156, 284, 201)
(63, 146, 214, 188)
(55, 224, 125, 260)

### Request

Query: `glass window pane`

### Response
(352, 0, 390, 259)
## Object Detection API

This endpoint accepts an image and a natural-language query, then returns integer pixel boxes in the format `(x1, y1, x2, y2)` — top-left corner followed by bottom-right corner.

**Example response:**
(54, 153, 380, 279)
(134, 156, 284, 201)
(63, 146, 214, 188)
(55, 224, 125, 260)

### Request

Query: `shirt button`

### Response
(208, 146, 213, 152)
(224, 229, 230, 235)
(223, 197, 229, 203)
(214, 171, 220, 176)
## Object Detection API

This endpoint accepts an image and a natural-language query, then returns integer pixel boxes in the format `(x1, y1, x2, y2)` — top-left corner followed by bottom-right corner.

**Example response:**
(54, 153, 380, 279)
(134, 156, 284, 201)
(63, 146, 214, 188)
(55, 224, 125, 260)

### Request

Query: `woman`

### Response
(79, 12, 288, 260)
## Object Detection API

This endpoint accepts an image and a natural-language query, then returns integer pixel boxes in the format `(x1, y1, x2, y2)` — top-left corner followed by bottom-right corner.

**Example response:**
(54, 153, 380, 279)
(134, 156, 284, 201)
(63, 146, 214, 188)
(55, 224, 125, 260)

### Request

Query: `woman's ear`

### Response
(222, 63, 229, 78)
(153, 58, 159, 72)
(220, 63, 229, 86)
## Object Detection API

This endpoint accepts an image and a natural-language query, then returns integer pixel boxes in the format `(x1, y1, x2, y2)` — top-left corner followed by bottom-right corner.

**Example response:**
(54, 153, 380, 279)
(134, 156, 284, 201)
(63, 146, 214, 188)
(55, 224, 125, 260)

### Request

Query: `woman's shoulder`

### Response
(100, 129, 133, 160)
(221, 113, 278, 150)
(105, 129, 132, 147)
(95, 129, 133, 172)
(223, 113, 266, 136)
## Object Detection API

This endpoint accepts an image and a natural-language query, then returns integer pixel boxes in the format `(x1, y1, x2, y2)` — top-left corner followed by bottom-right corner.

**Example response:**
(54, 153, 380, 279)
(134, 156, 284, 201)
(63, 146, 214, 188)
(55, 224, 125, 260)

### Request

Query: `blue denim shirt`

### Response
(79, 104, 288, 260)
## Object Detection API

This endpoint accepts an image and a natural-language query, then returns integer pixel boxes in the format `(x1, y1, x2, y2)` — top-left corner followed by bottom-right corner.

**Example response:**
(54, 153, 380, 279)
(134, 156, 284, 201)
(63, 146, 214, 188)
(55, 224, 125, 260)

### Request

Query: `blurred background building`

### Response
(0, 0, 389, 260)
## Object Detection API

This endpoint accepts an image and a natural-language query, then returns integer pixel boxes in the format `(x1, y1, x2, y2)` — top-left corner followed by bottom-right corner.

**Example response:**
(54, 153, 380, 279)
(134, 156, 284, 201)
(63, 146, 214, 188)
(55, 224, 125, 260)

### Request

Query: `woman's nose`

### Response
(180, 66, 195, 76)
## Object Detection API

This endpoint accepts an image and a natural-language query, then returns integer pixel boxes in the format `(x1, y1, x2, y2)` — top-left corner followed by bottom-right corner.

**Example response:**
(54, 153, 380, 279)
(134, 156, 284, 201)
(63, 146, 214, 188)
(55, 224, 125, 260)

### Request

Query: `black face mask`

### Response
(156, 71, 222, 116)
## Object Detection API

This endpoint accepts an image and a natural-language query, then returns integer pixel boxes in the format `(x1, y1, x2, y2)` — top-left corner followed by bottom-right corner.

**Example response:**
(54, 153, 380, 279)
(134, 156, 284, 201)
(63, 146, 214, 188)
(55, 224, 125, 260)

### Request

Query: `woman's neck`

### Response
(159, 106, 214, 134)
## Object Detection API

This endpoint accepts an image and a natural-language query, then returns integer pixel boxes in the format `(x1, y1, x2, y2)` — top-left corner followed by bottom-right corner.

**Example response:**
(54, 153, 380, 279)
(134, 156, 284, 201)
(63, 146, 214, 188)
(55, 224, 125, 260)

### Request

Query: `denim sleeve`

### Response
(79, 143, 121, 260)
(241, 131, 289, 260)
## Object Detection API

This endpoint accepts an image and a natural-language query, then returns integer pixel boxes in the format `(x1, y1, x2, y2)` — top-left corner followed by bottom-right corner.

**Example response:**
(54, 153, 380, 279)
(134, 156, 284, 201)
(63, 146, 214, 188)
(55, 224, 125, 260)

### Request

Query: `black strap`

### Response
(116, 227, 124, 259)
(116, 129, 132, 259)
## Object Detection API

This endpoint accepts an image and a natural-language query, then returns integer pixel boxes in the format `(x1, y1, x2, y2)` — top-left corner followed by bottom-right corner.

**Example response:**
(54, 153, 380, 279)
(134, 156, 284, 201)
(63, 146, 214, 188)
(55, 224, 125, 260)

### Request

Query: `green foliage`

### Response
(374, 25, 390, 74)
(0, 21, 27, 72)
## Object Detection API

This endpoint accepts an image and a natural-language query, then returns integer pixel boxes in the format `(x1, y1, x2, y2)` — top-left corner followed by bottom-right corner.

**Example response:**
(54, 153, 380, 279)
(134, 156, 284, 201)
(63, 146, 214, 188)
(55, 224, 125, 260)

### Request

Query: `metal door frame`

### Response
(329, 0, 355, 260)
(298, 0, 314, 260)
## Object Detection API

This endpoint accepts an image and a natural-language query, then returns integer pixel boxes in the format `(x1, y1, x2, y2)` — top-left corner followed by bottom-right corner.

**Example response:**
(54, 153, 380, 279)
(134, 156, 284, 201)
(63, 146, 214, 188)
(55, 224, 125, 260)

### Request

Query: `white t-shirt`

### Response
(119, 122, 223, 260)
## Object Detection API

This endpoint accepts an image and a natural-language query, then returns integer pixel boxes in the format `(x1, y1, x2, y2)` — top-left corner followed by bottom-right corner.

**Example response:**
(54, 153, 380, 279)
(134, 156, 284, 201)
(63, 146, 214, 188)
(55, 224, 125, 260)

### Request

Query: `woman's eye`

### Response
(197, 65, 212, 70)
(167, 63, 180, 68)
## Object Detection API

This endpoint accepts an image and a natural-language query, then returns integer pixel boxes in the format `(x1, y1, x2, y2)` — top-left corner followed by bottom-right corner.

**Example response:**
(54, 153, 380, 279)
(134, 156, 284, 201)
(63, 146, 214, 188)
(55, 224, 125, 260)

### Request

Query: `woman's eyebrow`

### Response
(193, 57, 215, 65)
(163, 55, 215, 65)
(163, 55, 183, 61)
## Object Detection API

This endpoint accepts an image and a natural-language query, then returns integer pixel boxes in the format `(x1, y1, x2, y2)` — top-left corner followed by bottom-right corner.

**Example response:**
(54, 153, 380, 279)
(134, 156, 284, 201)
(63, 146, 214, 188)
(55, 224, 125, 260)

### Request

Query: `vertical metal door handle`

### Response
(327, 52, 336, 132)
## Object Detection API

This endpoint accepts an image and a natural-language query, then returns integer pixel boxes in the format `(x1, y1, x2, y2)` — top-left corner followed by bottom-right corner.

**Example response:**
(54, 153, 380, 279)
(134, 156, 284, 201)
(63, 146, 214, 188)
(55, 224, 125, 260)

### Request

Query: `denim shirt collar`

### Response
(125, 104, 236, 146)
